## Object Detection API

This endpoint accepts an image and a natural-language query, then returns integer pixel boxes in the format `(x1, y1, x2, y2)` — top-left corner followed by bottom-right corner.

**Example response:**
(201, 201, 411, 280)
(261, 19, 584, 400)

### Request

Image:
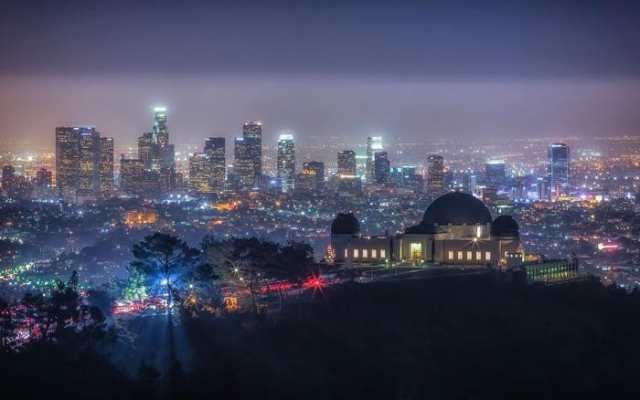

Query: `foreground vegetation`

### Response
(3, 271, 640, 399)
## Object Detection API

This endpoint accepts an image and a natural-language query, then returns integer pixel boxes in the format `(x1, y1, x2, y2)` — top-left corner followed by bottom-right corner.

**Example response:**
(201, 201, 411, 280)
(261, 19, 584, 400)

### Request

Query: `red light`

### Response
(303, 276, 325, 290)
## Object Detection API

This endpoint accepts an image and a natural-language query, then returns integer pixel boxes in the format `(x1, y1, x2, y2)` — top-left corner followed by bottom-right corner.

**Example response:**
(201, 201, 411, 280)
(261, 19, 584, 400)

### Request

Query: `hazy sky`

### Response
(1, 0, 640, 148)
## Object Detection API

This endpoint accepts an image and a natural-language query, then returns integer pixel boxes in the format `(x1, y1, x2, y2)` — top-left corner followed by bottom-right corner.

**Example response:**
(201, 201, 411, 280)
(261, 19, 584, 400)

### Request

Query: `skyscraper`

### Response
(55, 126, 82, 199)
(303, 161, 324, 191)
(77, 128, 100, 196)
(234, 137, 252, 190)
(56, 126, 113, 200)
(120, 157, 145, 196)
(549, 143, 570, 197)
(204, 137, 226, 192)
(189, 153, 212, 193)
(426, 155, 444, 194)
(138, 107, 175, 172)
(153, 106, 169, 147)
(337, 150, 357, 177)
(277, 134, 295, 192)
(233, 121, 263, 191)
(485, 160, 506, 187)
(243, 121, 263, 179)
(99, 137, 114, 195)
(374, 151, 390, 183)
(366, 136, 383, 181)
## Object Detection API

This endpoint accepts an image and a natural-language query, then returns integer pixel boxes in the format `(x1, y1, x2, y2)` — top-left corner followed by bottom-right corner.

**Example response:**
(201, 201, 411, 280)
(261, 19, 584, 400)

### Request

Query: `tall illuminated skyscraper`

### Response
(243, 121, 263, 179)
(204, 137, 226, 192)
(366, 136, 383, 181)
(120, 156, 145, 196)
(303, 161, 324, 191)
(189, 153, 212, 193)
(55, 126, 82, 199)
(549, 143, 570, 197)
(374, 151, 390, 183)
(277, 133, 295, 192)
(485, 160, 506, 187)
(426, 154, 444, 194)
(99, 137, 114, 195)
(337, 150, 357, 177)
(153, 106, 169, 146)
(56, 126, 112, 200)
(138, 107, 174, 171)
(234, 137, 253, 190)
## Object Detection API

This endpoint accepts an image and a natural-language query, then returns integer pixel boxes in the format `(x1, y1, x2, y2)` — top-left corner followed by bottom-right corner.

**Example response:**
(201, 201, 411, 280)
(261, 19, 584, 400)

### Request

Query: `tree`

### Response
(204, 237, 316, 314)
(130, 232, 202, 314)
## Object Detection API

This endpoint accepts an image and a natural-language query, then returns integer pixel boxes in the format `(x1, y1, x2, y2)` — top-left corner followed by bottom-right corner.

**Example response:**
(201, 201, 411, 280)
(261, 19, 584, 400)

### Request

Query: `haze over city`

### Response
(2, 0, 640, 147)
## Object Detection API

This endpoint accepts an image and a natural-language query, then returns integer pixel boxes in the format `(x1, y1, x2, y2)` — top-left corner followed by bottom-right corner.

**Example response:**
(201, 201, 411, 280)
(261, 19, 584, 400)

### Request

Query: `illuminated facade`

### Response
(234, 121, 263, 190)
(331, 192, 522, 266)
(365, 136, 383, 181)
(549, 143, 570, 197)
(277, 134, 295, 192)
(120, 157, 145, 196)
(99, 137, 114, 195)
(204, 137, 226, 193)
(55, 126, 114, 201)
(426, 154, 444, 194)
(374, 151, 390, 183)
(189, 153, 213, 193)
(337, 150, 357, 177)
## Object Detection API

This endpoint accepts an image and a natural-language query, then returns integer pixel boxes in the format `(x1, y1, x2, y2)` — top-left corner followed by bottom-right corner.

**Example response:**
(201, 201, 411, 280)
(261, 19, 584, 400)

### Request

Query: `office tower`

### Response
(485, 160, 506, 186)
(1, 165, 15, 193)
(549, 143, 570, 197)
(426, 155, 444, 194)
(153, 106, 169, 146)
(138, 107, 175, 172)
(366, 136, 383, 181)
(243, 121, 263, 179)
(120, 157, 145, 196)
(189, 153, 212, 193)
(55, 127, 81, 198)
(374, 151, 390, 183)
(56, 126, 112, 200)
(204, 137, 226, 192)
(337, 150, 357, 176)
(77, 128, 100, 196)
(277, 134, 295, 192)
(137, 132, 155, 170)
(303, 161, 324, 191)
(234, 137, 254, 190)
(99, 137, 114, 195)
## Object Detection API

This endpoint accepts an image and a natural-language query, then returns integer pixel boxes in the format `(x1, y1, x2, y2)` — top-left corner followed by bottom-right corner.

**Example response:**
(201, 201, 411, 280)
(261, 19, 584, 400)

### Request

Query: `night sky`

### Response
(1, 0, 640, 147)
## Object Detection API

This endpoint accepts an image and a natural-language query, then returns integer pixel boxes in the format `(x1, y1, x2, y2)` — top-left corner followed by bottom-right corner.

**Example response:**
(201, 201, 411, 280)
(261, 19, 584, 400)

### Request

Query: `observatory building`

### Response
(330, 192, 522, 267)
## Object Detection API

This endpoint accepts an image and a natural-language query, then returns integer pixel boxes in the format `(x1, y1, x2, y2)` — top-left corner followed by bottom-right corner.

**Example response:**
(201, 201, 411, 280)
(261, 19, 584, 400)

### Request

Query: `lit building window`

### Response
(466, 251, 473, 260)
(448, 250, 454, 260)
(457, 251, 463, 260)
(354, 249, 359, 258)
(476, 225, 482, 238)
(410, 243, 423, 259)
(372, 249, 377, 258)
(380, 249, 386, 259)
(485, 251, 491, 261)
(362, 249, 368, 258)
(476, 251, 482, 260)
(344, 249, 348, 258)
